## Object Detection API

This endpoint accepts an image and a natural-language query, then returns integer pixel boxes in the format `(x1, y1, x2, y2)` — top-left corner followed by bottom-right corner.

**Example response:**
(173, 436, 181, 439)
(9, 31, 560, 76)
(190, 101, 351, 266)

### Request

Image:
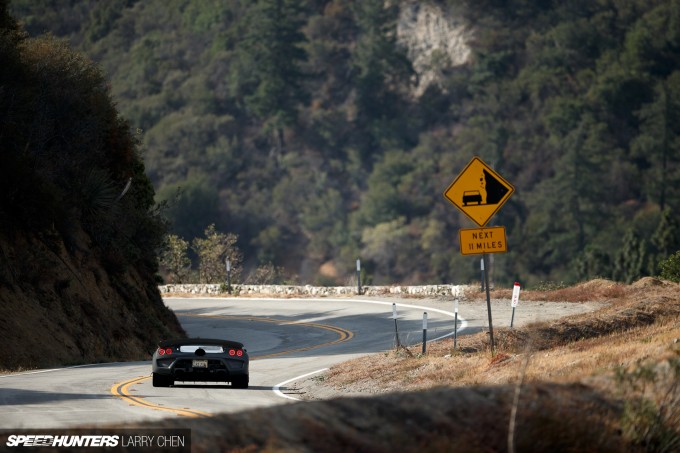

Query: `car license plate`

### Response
(192, 360, 208, 368)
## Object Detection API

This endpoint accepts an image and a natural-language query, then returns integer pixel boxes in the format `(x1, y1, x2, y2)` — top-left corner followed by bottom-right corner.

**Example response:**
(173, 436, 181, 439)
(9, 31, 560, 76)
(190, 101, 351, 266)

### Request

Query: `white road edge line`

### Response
(273, 368, 329, 401)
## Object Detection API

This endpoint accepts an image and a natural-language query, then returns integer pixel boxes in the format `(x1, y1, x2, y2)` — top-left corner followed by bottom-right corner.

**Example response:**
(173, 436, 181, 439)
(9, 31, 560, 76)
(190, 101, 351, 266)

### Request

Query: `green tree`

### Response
(155, 173, 220, 243)
(231, 0, 309, 156)
(576, 246, 612, 281)
(350, 0, 414, 157)
(658, 250, 680, 282)
(300, 185, 346, 262)
(651, 208, 680, 272)
(192, 224, 242, 284)
(159, 234, 191, 284)
(613, 229, 649, 283)
(524, 113, 612, 279)
(632, 76, 680, 211)
(245, 262, 288, 285)
(361, 217, 418, 283)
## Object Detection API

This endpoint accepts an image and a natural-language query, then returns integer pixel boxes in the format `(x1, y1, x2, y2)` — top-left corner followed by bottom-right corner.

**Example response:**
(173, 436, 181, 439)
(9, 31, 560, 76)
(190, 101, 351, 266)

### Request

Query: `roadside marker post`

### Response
(480, 258, 485, 292)
(510, 282, 520, 328)
(392, 303, 401, 348)
(453, 299, 459, 350)
(422, 312, 428, 354)
(225, 258, 232, 294)
(356, 259, 362, 295)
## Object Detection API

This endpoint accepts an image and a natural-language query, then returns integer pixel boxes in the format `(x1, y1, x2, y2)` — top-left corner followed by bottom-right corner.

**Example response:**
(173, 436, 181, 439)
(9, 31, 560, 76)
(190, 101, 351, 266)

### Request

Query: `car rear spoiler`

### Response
(158, 338, 245, 349)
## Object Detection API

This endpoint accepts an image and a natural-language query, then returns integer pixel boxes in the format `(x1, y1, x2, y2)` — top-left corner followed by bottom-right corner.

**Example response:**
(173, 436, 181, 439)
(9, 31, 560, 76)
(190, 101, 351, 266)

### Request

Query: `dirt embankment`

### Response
(0, 229, 185, 370)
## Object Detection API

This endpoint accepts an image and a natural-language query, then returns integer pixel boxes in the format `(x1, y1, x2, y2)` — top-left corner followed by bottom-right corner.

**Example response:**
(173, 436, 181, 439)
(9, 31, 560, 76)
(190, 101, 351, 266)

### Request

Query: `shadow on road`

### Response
(170, 384, 271, 391)
(0, 388, 115, 405)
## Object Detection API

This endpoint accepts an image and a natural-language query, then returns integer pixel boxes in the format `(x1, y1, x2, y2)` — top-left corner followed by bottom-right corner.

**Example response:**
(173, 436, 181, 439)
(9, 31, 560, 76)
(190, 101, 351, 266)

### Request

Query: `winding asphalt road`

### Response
(0, 297, 464, 429)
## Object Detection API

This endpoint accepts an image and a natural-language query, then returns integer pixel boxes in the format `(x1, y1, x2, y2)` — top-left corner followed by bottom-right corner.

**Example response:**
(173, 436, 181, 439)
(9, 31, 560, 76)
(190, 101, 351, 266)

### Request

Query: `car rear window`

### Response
(178, 345, 224, 353)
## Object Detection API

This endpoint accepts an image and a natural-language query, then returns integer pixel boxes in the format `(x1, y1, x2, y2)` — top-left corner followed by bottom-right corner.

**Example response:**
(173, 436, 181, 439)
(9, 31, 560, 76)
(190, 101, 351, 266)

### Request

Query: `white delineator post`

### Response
(356, 259, 361, 295)
(225, 258, 232, 294)
(422, 312, 428, 354)
(392, 303, 400, 348)
(454, 299, 459, 350)
(510, 282, 521, 328)
(480, 258, 485, 291)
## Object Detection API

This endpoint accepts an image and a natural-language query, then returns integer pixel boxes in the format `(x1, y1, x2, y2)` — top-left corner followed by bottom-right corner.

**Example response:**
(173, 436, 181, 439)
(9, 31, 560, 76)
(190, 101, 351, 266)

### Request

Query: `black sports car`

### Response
(151, 338, 249, 388)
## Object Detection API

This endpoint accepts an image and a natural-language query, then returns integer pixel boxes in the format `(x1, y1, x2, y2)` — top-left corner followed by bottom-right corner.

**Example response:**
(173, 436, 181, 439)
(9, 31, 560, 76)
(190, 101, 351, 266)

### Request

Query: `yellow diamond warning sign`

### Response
(443, 156, 514, 227)
(459, 226, 507, 255)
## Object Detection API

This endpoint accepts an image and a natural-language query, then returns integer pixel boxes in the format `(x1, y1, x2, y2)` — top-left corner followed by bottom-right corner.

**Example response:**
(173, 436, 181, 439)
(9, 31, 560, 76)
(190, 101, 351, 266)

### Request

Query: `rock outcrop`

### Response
(397, 1, 471, 96)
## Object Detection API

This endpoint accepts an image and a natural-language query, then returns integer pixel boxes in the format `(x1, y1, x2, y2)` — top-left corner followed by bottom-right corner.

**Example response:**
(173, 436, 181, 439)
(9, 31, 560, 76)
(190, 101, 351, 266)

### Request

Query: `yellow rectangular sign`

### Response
(459, 226, 507, 255)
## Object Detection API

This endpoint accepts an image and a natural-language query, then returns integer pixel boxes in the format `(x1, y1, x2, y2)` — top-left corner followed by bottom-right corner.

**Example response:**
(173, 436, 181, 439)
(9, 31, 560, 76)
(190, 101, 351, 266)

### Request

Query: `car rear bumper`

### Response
(153, 357, 249, 382)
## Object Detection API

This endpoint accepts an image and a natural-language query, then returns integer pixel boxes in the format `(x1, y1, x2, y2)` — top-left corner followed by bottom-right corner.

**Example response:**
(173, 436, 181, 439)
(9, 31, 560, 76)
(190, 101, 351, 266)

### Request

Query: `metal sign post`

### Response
(483, 253, 495, 353)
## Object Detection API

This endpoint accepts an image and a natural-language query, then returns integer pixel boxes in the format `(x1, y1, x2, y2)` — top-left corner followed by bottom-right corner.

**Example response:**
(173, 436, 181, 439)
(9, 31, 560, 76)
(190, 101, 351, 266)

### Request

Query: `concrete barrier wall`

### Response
(159, 284, 470, 298)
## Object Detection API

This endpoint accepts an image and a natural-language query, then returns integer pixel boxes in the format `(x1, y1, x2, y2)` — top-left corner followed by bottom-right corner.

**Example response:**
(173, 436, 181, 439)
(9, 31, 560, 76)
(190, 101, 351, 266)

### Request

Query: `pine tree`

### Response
(350, 0, 414, 158)
(632, 79, 680, 210)
(231, 0, 309, 157)
(613, 229, 648, 283)
(525, 113, 613, 278)
(652, 208, 680, 260)
(576, 247, 611, 281)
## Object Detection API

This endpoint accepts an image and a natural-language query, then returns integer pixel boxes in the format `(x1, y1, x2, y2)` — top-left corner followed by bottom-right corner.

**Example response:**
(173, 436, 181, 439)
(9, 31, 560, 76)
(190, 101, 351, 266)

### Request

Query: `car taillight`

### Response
(165, 347, 173, 355)
(229, 349, 236, 356)
(236, 350, 243, 357)
(158, 348, 165, 356)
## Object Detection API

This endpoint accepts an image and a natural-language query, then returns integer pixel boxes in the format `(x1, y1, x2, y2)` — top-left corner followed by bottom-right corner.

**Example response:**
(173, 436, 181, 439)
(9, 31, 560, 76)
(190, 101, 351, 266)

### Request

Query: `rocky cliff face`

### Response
(0, 228, 185, 370)
(397, 1, 471, 96)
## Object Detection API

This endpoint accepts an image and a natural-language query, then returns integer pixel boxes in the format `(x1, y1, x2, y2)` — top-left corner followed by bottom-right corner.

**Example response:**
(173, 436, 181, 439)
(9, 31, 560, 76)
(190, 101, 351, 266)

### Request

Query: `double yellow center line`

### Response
(110, 375, 211, 418)
(110, 314, 353, 418)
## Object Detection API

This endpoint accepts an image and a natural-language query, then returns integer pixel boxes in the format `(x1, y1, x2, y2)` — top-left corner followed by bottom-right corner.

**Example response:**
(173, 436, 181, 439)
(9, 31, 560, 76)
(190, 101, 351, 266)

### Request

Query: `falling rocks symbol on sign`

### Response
(483, 169, 509, 205)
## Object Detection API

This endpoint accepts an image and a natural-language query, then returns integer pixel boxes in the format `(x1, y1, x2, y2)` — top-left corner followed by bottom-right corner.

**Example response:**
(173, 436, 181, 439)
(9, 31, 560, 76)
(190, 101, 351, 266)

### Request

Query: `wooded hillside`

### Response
(11, 0, 680, 286)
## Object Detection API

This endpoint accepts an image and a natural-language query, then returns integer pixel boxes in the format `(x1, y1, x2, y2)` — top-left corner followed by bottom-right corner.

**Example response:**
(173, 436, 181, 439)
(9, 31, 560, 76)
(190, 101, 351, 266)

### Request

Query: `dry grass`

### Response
(314, 279, 680, 394)
(0, 367, 41, 375)
(480, 277, 652, 302)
